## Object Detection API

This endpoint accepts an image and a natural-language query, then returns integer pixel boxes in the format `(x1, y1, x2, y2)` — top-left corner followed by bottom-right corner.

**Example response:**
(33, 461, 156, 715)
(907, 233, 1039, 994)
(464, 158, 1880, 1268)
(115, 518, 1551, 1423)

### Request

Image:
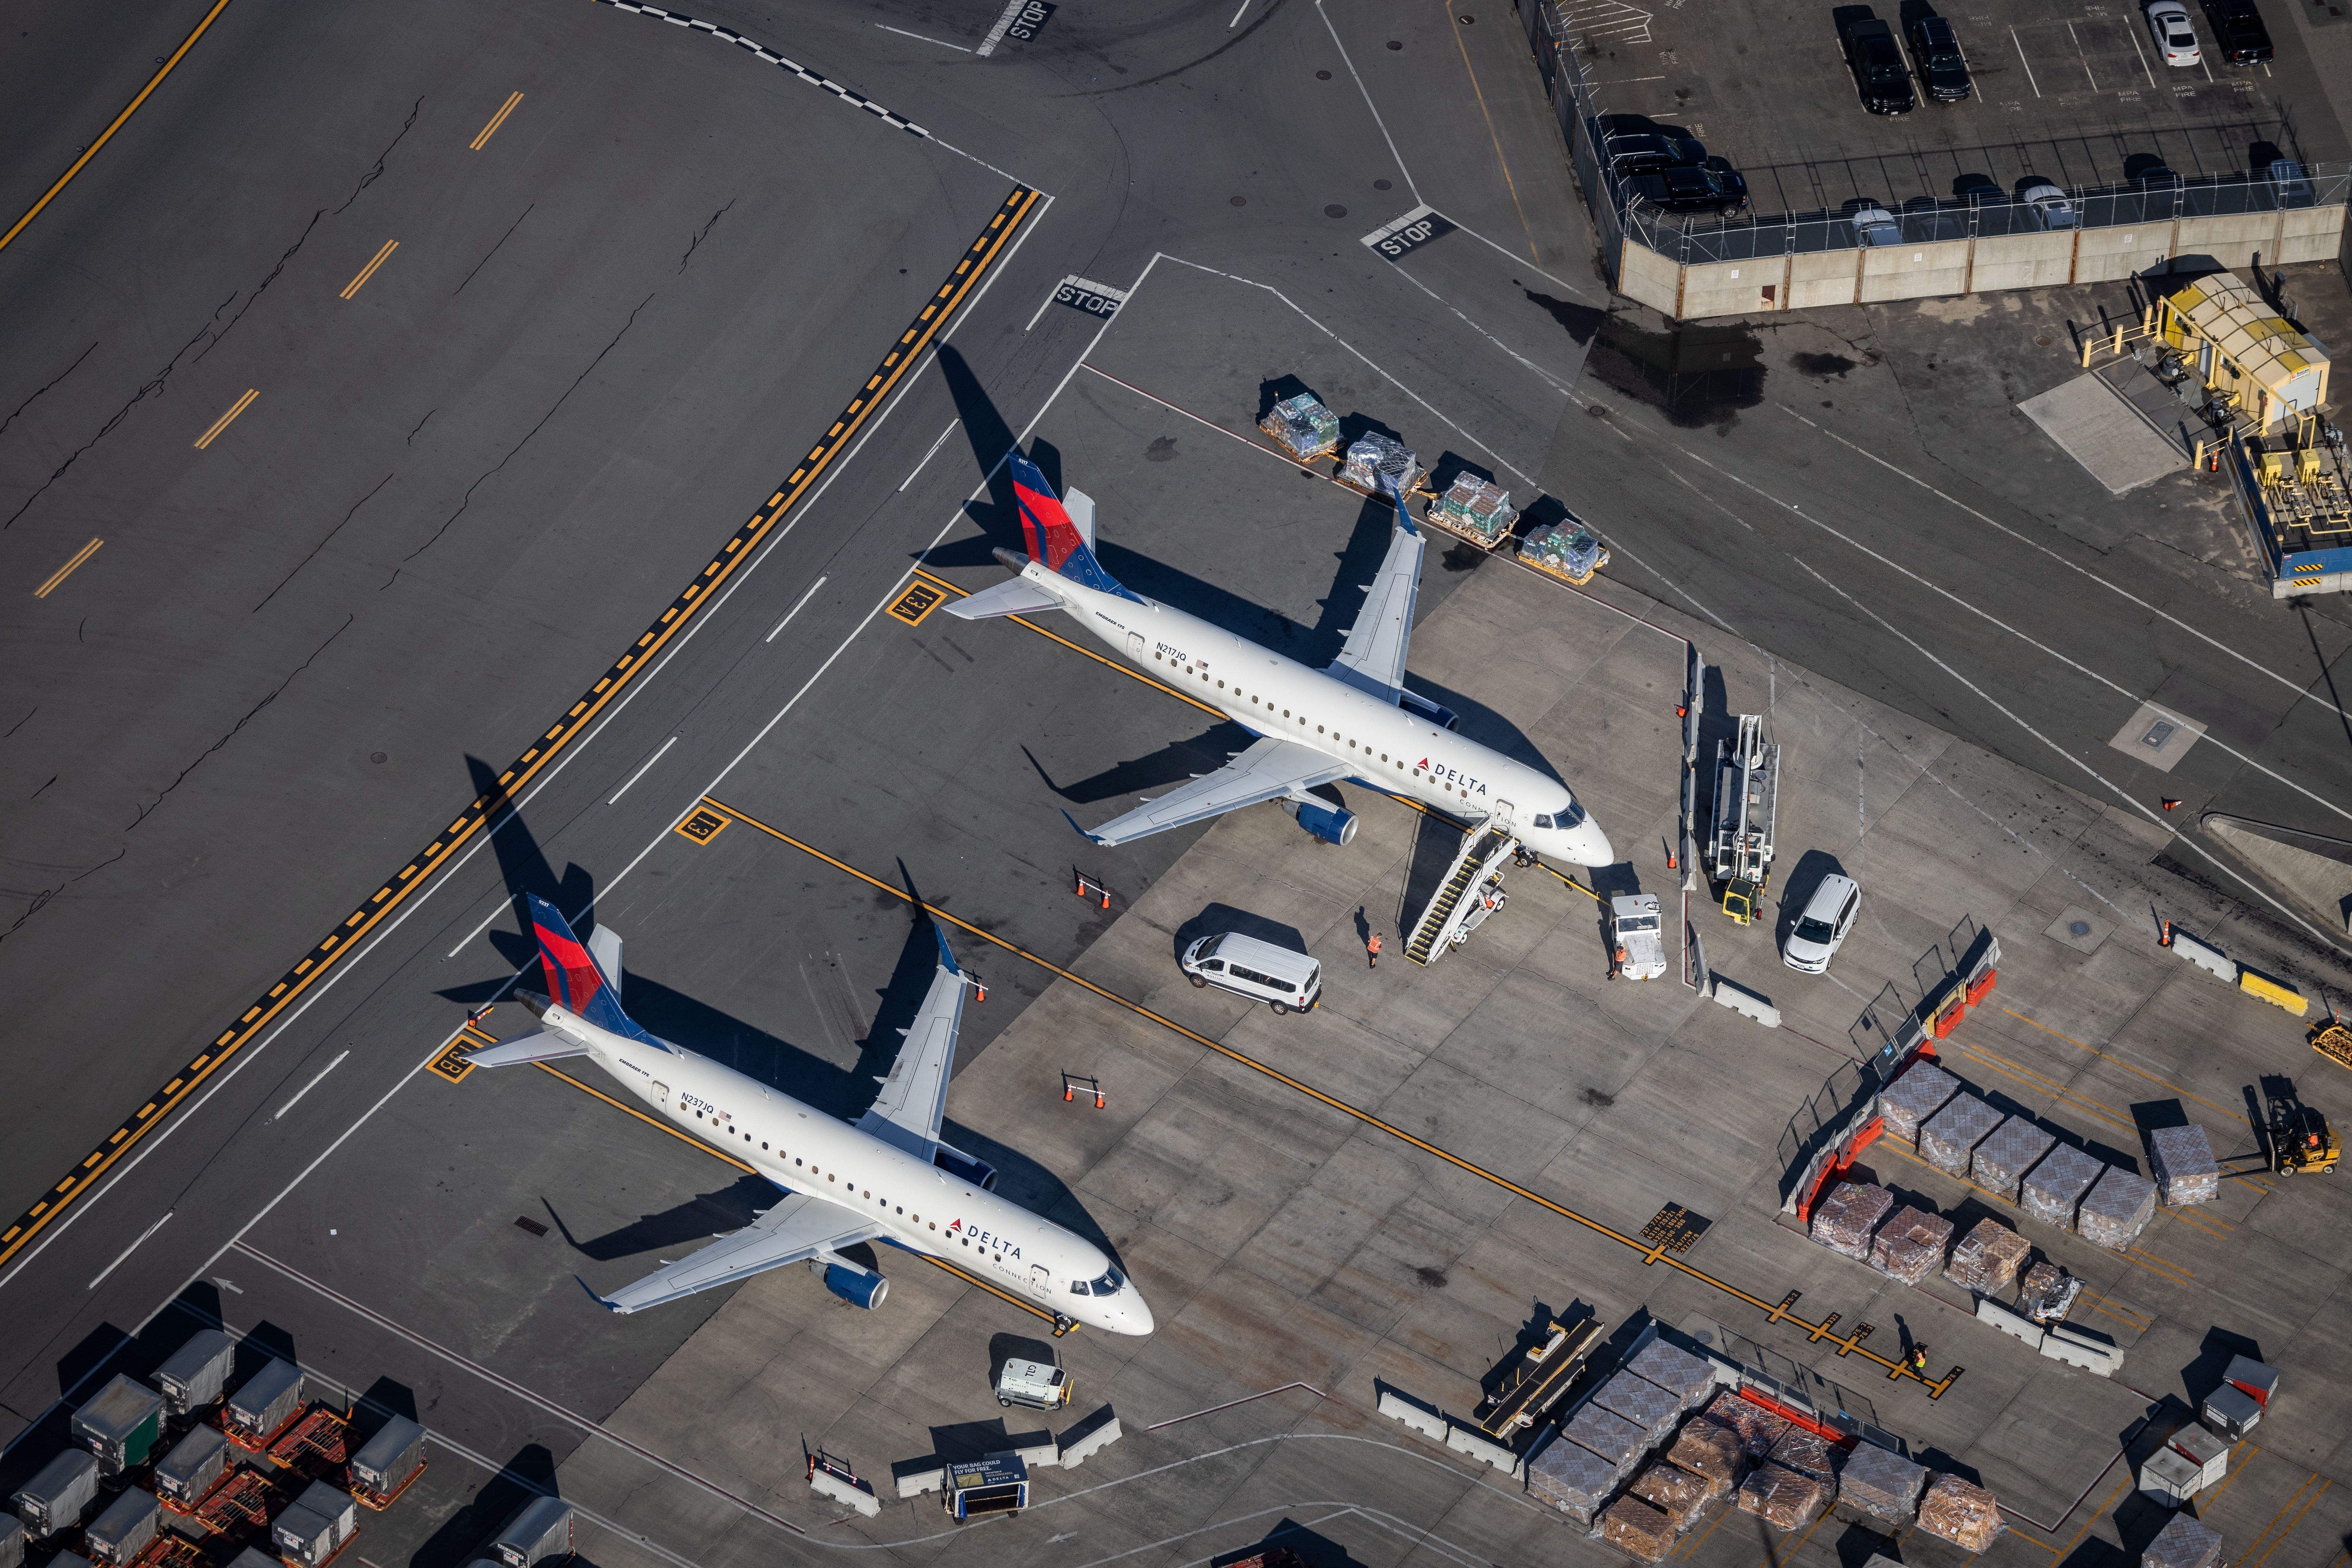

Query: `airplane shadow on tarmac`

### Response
(440, 778, 1123, 1264)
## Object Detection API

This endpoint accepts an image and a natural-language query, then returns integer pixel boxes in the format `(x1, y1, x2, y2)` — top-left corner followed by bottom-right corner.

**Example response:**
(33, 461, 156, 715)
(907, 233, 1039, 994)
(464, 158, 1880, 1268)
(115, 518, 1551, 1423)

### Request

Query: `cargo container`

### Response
(489, 1496, 574, 1566)
(0, 1513, 22, 1568)
(83, 1488, 160, 1566)
(223, 1359, 303, 1447)
(273, 1481, 357, 1568)
(154, 1425, 229, 1508)
(12, 1448, 100, 1536)
(224, 1549, 279, 1568)
(348, 1415, 427, 1506)
(154, 1330, 236, 1420)
(72, 1376, 164, 1478)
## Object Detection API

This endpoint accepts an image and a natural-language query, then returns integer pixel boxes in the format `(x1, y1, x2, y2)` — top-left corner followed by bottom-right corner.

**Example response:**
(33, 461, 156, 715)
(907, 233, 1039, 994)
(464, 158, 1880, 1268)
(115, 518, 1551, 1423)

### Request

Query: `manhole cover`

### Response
(1325, 203, 1348, 217)
(1387, 38, 1404, 48)
(2070, 920, 2091, 937)
(1374, 177, 1392, 190)
(1230, 195, 1247, 206)
(1316, 68, 1331, 78)
(2035, 335, 2053, 346)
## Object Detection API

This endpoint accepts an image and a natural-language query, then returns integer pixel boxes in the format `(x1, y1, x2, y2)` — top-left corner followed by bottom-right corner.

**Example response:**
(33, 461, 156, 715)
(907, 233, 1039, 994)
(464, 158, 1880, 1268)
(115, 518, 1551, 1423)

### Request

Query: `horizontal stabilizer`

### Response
(946, 576, 1066, 621)
(461, 1027, 589, 1067)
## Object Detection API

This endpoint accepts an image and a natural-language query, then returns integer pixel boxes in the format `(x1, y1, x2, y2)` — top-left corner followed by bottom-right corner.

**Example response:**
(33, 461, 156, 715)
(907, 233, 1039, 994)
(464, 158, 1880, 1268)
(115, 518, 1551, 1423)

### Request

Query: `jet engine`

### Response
(933, 1143, 999, 1192)
(822, 1264, 890, 1310)
(1281, 798, 1358, 846)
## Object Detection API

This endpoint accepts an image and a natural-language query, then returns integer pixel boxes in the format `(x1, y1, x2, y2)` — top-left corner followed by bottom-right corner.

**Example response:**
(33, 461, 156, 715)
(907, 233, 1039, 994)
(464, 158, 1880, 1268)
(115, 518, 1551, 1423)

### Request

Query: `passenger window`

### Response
(1317, 725, 1325, 734)
(1283, 709, 1291, 717)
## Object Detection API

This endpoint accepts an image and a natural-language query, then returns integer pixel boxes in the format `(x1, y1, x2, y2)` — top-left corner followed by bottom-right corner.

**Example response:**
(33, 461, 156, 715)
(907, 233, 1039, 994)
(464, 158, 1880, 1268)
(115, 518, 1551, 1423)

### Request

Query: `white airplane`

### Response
(461, 895, 1153, 1335)
(948, 451, 1615, 864)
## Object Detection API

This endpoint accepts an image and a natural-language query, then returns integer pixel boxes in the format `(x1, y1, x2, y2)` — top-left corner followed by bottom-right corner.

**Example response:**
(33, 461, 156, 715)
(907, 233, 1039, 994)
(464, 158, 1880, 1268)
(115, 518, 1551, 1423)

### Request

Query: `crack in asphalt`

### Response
(400, 292, 658, 565)
(679, 197, 735, 273)
(127, 614, 356, 832)
(194, 211, 325, 366)
(253, 472, 396, 614)
(454, 203, 533, 296)
(0, 341, 98, 446)
(0, 846, 126, 948)
(329, 96, 424, 218)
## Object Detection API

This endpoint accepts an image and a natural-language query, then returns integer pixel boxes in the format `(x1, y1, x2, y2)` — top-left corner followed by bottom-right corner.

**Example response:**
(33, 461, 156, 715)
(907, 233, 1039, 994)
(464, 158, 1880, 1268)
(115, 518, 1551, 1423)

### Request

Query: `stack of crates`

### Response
(1519, 523, 1608, 584)
(1338, 433, 1419, 497)
(1257, 393, 1340, 461)
(1429, 474, 1516, 547)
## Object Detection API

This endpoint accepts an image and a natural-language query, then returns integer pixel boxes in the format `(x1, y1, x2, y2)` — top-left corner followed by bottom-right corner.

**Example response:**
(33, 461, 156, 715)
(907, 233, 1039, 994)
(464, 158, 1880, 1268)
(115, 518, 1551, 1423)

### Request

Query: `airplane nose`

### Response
(1126, 1296, 1156, 1336)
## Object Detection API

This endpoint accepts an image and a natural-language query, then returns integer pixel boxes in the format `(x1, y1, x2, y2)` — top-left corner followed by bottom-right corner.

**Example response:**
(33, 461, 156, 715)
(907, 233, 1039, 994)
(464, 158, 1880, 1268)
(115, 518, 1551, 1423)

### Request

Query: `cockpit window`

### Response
(1533, 814, 1553, 829)
(1070, 1280, 1091, 1296)
(1086, 1267, 1124, 1295)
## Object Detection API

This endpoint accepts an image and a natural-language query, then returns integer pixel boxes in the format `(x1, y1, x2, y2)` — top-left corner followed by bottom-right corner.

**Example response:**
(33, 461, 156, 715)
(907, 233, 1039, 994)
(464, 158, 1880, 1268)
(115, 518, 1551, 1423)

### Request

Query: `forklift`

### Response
(2271, 1101, 2340, 1176)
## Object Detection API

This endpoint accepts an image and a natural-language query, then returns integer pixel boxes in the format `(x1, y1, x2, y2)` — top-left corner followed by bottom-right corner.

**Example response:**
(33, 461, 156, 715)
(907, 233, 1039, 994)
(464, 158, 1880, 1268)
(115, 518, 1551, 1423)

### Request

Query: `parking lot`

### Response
(1557, 0, 2349, 214)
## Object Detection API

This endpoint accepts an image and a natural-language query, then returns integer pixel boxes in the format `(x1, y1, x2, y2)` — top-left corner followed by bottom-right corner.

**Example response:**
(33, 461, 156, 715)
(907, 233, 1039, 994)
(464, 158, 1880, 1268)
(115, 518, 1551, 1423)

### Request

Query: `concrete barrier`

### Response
(893, 1463, 945, 1500)
(1445, 1423, 1523, 1478)
(1011, 1437, 1059, 1469)
(2237, 967, 2309, 1016)
(1974, 1297, 2045, 1351)
(2041, 1325, 2122, 1377)
(1378, 1387, 1449, 1442)
(2166, 928, 2236, 982)
(810, 1468, 880, 1517)
(1709, 975, 1781, 1028)
(1056, 1410, 1122, 1469)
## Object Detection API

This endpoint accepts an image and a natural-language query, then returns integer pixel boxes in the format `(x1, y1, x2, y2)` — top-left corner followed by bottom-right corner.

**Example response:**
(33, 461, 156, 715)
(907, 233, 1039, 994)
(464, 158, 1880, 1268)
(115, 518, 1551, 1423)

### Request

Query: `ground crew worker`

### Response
(1906, 1346, 1929, 1379)
(1609, 944, 1628, 980)
(1366, 931, 1383, 969)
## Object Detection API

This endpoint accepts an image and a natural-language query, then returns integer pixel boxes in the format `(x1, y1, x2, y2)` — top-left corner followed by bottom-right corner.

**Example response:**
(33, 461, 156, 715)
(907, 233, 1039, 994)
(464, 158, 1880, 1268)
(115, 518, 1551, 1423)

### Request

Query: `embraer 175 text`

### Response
(462, 896, 1153, 1335)
(948, 451, 1614, 864)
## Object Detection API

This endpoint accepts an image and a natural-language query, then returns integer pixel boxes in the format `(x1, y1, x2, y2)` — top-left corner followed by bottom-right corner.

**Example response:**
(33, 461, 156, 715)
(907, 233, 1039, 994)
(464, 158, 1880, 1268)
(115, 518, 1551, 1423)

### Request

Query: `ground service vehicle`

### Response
(1610, 895, 1668, 980)
(1182, 932, 1322, 1014)
(1708, 716, 1778, 925)
(1782, 875, 1861, 973)
(995, 1358, 1074, 1409)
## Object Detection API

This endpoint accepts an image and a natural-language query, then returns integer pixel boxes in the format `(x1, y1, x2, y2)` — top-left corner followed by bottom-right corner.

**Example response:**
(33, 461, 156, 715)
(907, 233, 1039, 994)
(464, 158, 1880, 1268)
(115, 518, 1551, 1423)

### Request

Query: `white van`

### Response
(1180, 932, 1322, 1014)
(994, 1358, 1072, 1410)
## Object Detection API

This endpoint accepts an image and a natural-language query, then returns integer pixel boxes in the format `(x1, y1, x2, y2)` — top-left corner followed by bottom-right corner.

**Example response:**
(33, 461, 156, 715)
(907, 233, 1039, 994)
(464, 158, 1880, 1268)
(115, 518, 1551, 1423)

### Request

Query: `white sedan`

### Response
(1782, 874, 1861, 973)
(2146, 0, 2202, 65)
(2020, 181, 2079, 230)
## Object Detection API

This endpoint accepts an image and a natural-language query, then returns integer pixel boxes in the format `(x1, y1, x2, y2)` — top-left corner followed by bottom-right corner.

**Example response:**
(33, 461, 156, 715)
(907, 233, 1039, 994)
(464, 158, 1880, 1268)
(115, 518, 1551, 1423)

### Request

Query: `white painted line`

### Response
(1228, 0, 1253, 25)
(903, 422, 960, 486)
(765, 575, 830, 642)
(1360, 203, 1440, 247)
(2128, 24, 2157, 85)
(608, 736, 678, 804)
(88, 1212, 172, 1292)
(0, 191, 1059, 1303)
(2012, 28, 2042, 96)
(274, 1050, 350, 1121)
(2067, 21, 2097, 89)
(974, 0, 1026, 55)
(874, 22, 972, 51)
(1314, 0, 1418, 203)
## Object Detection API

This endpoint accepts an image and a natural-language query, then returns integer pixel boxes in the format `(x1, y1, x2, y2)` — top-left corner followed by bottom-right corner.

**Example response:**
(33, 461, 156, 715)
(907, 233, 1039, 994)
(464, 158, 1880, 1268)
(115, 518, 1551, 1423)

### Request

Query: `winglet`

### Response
(574, 1275, 624, 1314)
(1376, 465, 1421, 535)
(932, 921, 960, 976)
(1060, 809, 1110, 846)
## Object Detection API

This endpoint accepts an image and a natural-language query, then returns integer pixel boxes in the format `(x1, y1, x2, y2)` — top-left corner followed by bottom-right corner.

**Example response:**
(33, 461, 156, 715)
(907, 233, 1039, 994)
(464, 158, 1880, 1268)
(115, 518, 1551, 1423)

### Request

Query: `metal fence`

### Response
(1626, 168, 2352, 267)
(1520, 0, 1622, 281)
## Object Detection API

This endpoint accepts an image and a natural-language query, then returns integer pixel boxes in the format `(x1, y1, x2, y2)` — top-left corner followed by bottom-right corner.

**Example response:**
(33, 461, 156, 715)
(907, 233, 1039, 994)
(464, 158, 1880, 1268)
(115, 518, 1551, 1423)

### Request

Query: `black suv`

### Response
(2199, 0, 2273, 61)
(1905, 16, 1973, 100)
(1625, 160, 1751, 215)
(1603, 133, 1707, 178)
(1841, 19, 1917, 113)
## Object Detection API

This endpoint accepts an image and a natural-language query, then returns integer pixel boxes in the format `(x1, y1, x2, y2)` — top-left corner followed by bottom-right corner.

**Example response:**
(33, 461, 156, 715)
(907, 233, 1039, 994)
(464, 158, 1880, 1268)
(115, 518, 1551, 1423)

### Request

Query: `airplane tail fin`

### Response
(1008, 450, 1135, 600)
(523, 894, 659, 1046)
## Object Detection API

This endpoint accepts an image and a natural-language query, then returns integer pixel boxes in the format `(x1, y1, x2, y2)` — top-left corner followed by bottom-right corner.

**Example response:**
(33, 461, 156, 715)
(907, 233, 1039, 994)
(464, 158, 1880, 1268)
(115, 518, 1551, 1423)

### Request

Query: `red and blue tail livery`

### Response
(1008, 450, 1138, 601)
(526, 894, 661, 1047)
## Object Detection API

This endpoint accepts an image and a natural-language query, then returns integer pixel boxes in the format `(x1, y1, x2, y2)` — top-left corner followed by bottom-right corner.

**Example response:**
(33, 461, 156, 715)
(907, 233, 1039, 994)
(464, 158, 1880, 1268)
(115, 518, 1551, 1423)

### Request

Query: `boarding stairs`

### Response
(1405, 826, 1519, 965)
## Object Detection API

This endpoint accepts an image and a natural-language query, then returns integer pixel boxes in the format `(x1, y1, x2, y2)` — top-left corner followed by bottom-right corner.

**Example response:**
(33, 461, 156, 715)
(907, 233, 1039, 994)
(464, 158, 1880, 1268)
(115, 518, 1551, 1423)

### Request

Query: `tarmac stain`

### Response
(1585, 316, 1765, 431)
(1146, 436, 1179, 462)
(1580, 1086, 1615, 1108)
(1415, 1266, 1448, 1288)
(1524, 289, 1604, 346)
(1792, 351, 1858, 378)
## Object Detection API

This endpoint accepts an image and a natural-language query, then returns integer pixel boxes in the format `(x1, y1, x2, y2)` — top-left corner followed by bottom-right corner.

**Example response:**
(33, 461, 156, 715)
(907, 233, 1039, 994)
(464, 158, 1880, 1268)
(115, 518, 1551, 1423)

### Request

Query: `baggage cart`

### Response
(347, 1416, 427, 1508)
(153, 1331, 235, 1422)
(945, 1453, 1029, 1520)
(222, 1360, 302, 1451)
(83, 1488, 160, 1566)
(72, 1376, 164, 1478)
(154, 1426, 229, 1512)
(12, 1448, 100, 1536)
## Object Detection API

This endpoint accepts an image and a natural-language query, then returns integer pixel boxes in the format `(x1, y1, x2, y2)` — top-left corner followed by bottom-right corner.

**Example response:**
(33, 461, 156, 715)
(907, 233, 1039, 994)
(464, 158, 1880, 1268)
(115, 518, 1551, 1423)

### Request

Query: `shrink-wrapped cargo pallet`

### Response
(1839, 1443, 1926, 1522)
(1600, 1496, 1675, 1563)
(1628, 1461, 1711, 1532)
(2020, 1144, 2104, 1230)
(1870, 1206, 1955, 1285)
(1258, 393, 1340, 460)
(2148, 1125, 2219, 1206)
(1920, 1094, 2004, 1177)
(1700, 1391, 1789, 1461)
(1810, 1182, 1894, 1261)
(1768, 1427, 1842, 1493)
(1944, 1218, 2031, 1294)
(1528, 1435, 1622, 1522)
(1626, 1340, 1719, 1413)
(2078, 1167, 2158, 1251)
(1665, 1420, 1744, 1498)
(1971, 1117, 2058, 1203)
(1521, 523, 1608, 583)
(1879, 1063, 1961, 1144)
(1339, 433, 1419, 496)
(2141, 1510, 2225, 1568)
(1595, 1373, 1685, 1444)
(2017, 1262, 2081, 1323)
(1564, 1403, 1651, 1477)
(1916, 1472, 2004, 1552)
(1429, 473, 1513, 542)
(1737, 1463, 1825, 1532)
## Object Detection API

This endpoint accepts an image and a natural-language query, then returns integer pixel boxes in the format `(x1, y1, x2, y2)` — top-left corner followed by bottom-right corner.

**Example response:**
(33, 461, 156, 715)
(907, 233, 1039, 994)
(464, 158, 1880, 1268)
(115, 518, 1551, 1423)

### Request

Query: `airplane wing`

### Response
(580, 1191, 883, 1315)
(1074, 736, 1350, 847)
(855, 928, 966, 1156)
(1325, 512, 1425, 702)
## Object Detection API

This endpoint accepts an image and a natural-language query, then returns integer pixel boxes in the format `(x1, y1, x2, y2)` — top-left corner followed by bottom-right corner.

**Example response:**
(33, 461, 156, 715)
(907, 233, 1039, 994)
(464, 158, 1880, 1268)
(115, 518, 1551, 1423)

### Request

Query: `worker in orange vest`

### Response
(1366, 931, 1383, 969)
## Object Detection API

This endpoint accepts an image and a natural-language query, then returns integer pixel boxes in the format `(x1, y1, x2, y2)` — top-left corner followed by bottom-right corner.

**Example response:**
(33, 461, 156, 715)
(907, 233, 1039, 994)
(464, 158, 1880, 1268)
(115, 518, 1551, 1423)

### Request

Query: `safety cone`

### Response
(2160, 919, 2174, 947)
(2161, 797, 2181, 811)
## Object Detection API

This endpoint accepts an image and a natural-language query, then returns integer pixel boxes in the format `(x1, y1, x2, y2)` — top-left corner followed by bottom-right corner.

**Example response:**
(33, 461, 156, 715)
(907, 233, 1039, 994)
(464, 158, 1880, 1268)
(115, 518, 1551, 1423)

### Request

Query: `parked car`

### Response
(1626, 160, 1750, 214)
(1841, 18, 1917, 113)
(1604, 132, 1707, 178)
(2199, 0, 2273, 61)
(2019, 180, 2079, 229)
(1905, 15, 1974, 101)
(1849, 205, 1902, 246)
(1899, 197, 1968, 241)
(1782, 874, 1861, 973)
(2269, 158, 2315, 207)
(2145, 0, 2203, 65)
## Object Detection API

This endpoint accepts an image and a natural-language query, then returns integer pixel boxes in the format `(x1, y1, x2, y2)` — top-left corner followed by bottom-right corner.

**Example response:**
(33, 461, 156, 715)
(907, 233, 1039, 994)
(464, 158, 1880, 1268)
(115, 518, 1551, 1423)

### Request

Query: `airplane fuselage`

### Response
(1017, 559, 1615, 865)
(547, 1003, 1153, 1335)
